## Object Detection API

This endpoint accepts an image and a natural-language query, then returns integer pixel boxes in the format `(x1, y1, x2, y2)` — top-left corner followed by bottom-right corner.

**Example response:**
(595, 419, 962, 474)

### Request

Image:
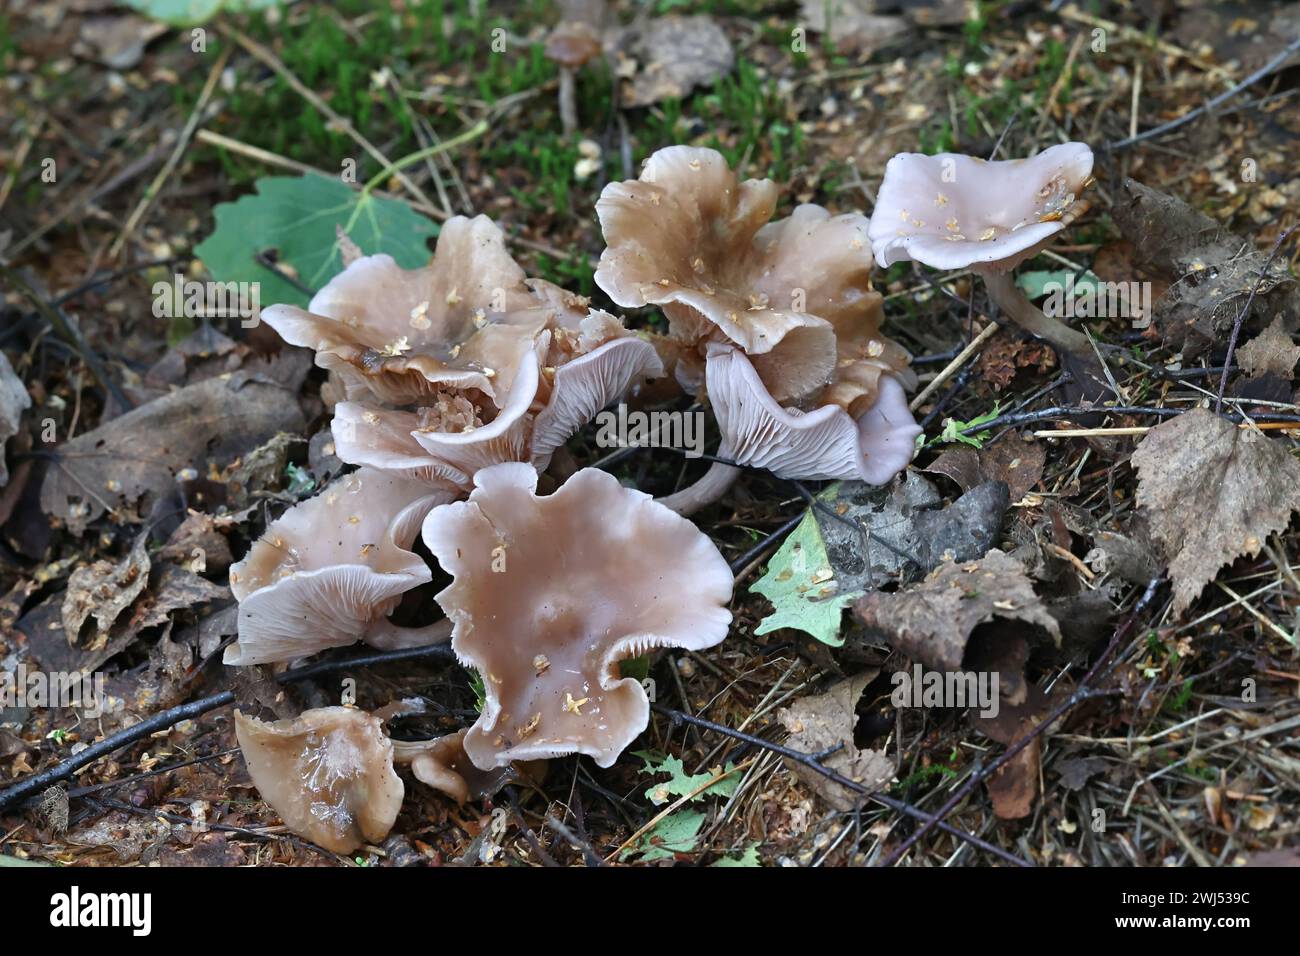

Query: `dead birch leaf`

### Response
(777, 670, 893, 811)
(1236, 316, 1300, 380)
(1131, 408, 1300, 614)
(61, 533, 151, 643)
(854, 549, 1060, 672)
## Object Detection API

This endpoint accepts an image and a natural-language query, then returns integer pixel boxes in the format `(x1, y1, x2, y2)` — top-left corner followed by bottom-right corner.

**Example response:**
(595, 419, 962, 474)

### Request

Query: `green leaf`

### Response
(933, 401, 1002, 448)
(750, 510, 859, 646)
(124, 0, 281, 26)
(622, 809, 707, 862)
(634, 751, 740, 806)
(1016, 269, 1102, 301)
(194, 174, 439, 308)
(711, 843, 761, 867)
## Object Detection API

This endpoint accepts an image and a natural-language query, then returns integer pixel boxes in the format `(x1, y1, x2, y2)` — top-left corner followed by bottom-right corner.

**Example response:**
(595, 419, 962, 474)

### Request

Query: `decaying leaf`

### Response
(0, 350, 30, 488)
(61, 533, 151, 643)
(970, 685, 1052, 820)
(855, 549, 1060, 672)
(1111, 179, 1300, 355)
(798, 0, 909, 54)
(777, 670, 893, 811)
(40, 374, 305, 534)
(925, 432, 1045, 503)
(1131, 408, 1300, 615)
(615, 16, 734, 107)
(1236, 316, 1300, 379)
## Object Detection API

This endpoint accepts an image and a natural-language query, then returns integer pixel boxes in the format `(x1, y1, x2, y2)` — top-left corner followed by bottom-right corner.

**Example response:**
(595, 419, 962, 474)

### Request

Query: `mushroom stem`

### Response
(981, 269, 1093, 358)
(656, 460, 741, 516)
(558, 67, 578, 135)
(363, 616, 453, 651)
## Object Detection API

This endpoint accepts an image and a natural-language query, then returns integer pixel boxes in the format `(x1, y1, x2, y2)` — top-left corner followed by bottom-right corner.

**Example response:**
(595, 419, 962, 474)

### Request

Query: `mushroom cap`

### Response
(545, 21, 603, 67)
(259, 215, 581, 405)
(595, 145, 845, 403)
(867, 142, 1094, 273)
(331, 312, 663, 489)
(225, 467, 452, 665)
(421, 463, 733, 769)
(707, 342, 921, 484)
(235, 707, 404, 854)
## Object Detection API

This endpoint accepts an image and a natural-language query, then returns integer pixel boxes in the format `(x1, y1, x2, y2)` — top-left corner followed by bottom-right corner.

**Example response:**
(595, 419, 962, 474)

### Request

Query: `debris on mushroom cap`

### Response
(706, 342, 921, 484)
(867, 142, 1094, 273)
(332, 311, 663, 489)
(421, 462, 733, 769)
(224, 467, 454, 666)
(595, 146, 910, 404)
(235, 707, 404, 854)
(258, 214, 584, 406)
(391, 730, 518, 805)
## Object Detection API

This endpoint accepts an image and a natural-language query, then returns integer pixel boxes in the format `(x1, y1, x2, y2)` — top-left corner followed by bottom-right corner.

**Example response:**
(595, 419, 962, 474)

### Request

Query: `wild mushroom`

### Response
(331, 310, 663, 490)
(391, 730, 517, 805)
(259, 214, 584, 406)
(545, 0, 606, 136)
(421, 462, 733, 769)
(225, 467, 455, 666)
(660, 341, 921, 513)
(234, 707, 404, 854)
(868, 143, 1100, 367)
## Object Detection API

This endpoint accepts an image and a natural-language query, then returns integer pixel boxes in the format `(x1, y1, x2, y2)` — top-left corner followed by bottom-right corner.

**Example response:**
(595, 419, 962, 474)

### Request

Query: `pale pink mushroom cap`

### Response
(868, 142, 1094, 273)
(421, 463, 733, 769)
(707, 342, 920, 484)
(235, 707, 404, 854)
(331, 312, 663, 489)
(259, 215, 580, 406)
(225, 467, 453, 665)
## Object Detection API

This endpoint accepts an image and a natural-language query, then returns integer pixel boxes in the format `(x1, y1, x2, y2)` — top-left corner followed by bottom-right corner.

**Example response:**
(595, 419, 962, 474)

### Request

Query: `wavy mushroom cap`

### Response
(421, 463, 733, 770)
(868, 142, 1094, 273)
(235, 707, 404, 854)
(259, 215, 582, 405)
(225, 467, 453, 665)
(707, 342, 921, 484)
(332, 312, 664, 489)
(596, 145, 877, 403)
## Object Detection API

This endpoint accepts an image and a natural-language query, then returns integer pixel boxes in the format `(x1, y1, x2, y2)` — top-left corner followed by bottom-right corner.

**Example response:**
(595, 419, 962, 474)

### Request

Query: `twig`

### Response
(910, 322, 1000, 412)
(1107, 35, 1300, 150)
(1215, 224, 1297, 413)
(876, 577, 1164, 866)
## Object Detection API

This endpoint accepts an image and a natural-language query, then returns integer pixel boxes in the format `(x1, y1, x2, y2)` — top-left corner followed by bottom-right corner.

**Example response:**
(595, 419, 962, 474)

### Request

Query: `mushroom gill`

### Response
(421, 462, 733, 769)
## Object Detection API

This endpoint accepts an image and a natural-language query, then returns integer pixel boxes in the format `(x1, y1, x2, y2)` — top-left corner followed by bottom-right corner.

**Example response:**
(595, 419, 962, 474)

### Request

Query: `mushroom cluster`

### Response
(594, 145, 922, 512)
(227, 136, 1104, 854)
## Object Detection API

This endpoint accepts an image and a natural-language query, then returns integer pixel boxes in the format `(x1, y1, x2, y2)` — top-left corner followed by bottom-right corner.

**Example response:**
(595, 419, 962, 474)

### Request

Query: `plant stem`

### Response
(361, 120, 490, 196)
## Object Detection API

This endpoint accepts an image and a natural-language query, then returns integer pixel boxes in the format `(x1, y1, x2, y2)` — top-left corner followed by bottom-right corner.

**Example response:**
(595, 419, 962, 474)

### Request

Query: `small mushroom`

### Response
(392, 730, 517, 805)
(659, 342, 921, 513)
(544, 1, 606, 136)
(868, 143, 1097, 362)
(332, 311, 663, 489)
(225, 467, 454, 666)
(421, 462, 733, 769)
(259, 214, 582, 406)
(235, 707, 404, 854)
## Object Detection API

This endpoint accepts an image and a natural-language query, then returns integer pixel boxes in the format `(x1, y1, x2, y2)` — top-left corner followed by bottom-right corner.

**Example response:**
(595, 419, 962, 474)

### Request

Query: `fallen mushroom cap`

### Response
(331, 311, 664, 488)
(225, 467, 454, 665)
(421, 462, 733, 769)
(596, 145, 868, 403)
(707, 342, 921, 484)
(235, 707, 404, 854)
(868, 142, 1094, 273)
(259, 214, 584, 406)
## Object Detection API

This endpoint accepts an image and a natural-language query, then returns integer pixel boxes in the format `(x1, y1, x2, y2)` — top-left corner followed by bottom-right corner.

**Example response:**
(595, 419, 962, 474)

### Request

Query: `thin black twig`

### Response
(1215, 224, 1296, 413)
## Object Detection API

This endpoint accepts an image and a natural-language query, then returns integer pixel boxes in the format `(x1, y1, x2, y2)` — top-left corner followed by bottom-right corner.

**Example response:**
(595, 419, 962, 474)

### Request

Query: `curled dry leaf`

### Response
(854, 549, 1060, 672)
(777, 670, 893, 811)
(40, 375, 306, 534)
(1131, 408, 1300, 615)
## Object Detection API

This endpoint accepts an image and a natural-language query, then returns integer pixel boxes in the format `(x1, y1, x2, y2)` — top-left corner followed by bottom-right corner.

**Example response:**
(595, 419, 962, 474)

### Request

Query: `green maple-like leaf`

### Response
(711, 843, 761, 867)
(124, 0, 281, 26)
(194, 174, 439, 308)
(750, 509, 859, 646)
(622, 809, 707, 862)
(634, 752, 740, 806)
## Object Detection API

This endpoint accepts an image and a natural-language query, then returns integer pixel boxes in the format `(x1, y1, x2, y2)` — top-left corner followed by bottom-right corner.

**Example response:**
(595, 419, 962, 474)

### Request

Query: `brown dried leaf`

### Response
(616, 16, 734, 107)
(1131, 409, 1300, 614)
(978, 433, 1046, 503)
(777, 670, 893, 811)
(1236, 316, 1300, 379)
(61, 533, 151, 643)
(854, 549, 1060, 671)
